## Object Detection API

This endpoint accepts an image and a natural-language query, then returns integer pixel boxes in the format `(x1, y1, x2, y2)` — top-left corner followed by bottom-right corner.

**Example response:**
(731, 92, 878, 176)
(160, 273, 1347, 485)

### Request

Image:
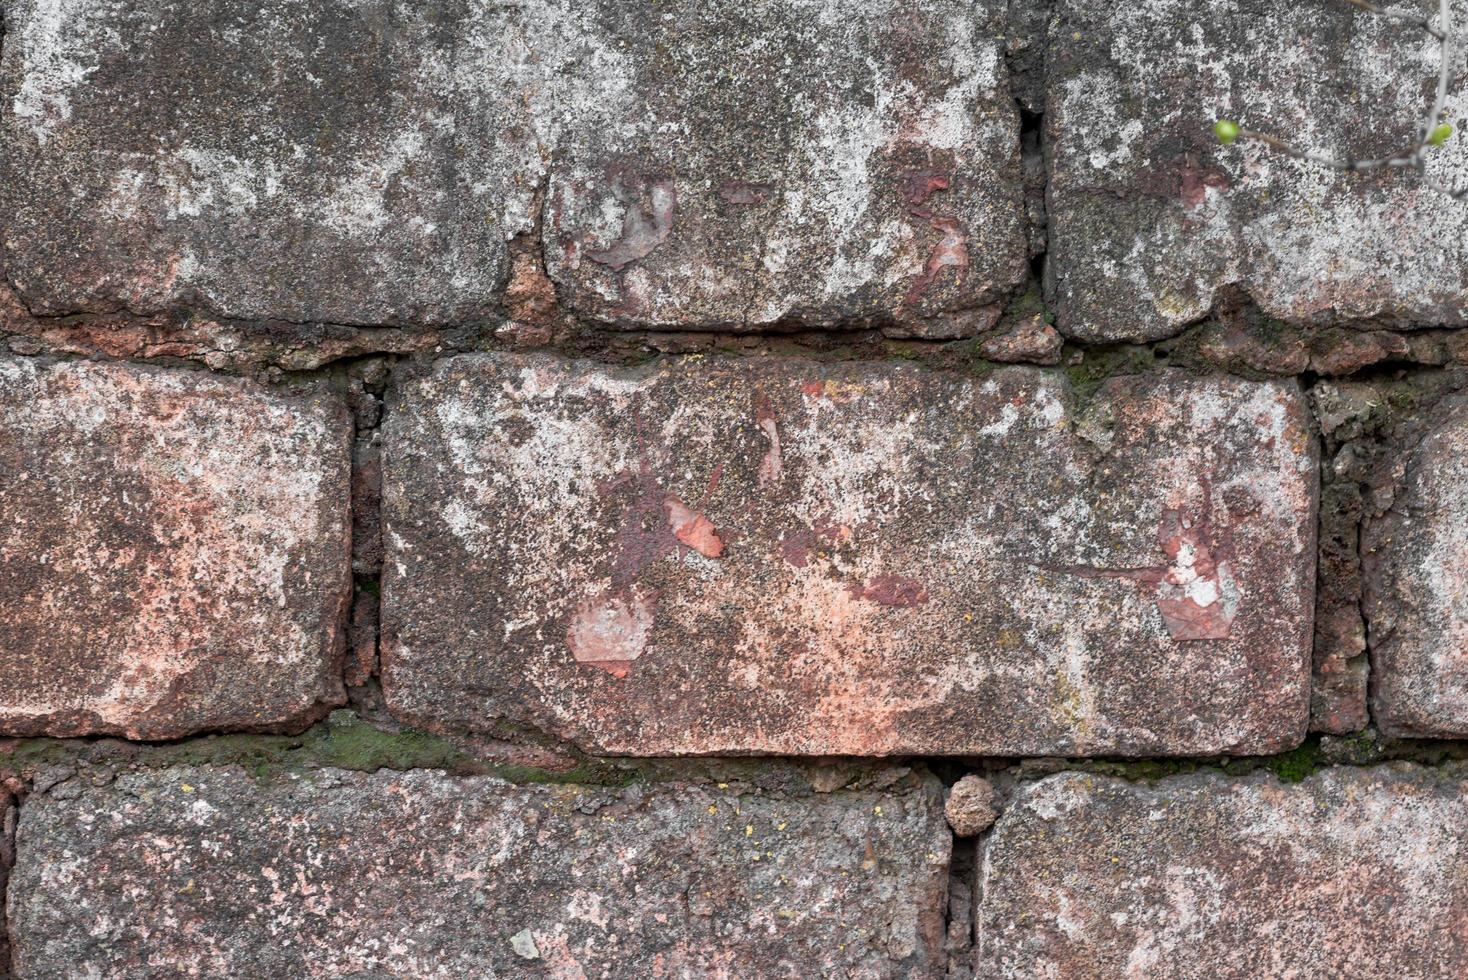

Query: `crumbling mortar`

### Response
(1005, 0, 1051, 273)
(337, 354, 398, 731)
(1310, 368, 1468, 734)
(1003, 730, 1468, 788)
(942, 833, 980, 980)
(1, 777, 13, 979)
(0, 710, 955, 801)
(968, 797, 1008, 976)
(8, 271, 1468, 386)
(8, 716, 1468, 799)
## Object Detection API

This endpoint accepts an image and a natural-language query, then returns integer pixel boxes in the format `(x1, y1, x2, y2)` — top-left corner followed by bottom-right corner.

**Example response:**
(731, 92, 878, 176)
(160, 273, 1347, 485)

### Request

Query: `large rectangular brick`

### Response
(0, 0, 546, 324)
(1047, 0, 1468, 342)
(541, 0, 1028, 333)
(382, 354, 1317, 756)
(978, 766, 1468, 978)
(2, 0, 1027, 334)
(8, 765, 949, 977)
(1364, 391, 1468, 737)
(0, 357, 350, 738)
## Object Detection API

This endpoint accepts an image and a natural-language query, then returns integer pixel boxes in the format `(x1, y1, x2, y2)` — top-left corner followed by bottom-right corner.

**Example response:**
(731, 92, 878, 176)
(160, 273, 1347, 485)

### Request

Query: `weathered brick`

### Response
(1047, 0, 1468, 342)
(0, 358, 350, 738)
(382, 354, 1316, 756)
(8, 765, 949, 977)
(1364, 391, 1468, 737)
(978, 766, 1468, 978)
(2, 0, 1026, 333)
(542, 0, 1028, 333)
(0, 0, 547, 324)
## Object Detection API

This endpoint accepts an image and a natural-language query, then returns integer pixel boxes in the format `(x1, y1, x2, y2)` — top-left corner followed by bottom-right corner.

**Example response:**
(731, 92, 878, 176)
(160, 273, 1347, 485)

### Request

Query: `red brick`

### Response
(381, 354, 1317, 756)
(542, 0, 1027, 332)
(9, 765, 949, 977)
(1, 0, 1025, 332)
(1364, 391, 1468, 737)
(0, 358, 350, 738)
(978, 766, 1468, 977)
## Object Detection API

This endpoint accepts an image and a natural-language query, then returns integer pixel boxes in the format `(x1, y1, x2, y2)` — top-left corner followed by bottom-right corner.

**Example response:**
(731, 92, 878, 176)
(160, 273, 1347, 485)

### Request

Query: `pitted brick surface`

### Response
(1047, 0, 1468, 342)
(541, 0, 1028, 332)
(382, 353, 1316, 757)
(1364, 391, 1468, 737)
(978, 766, 1468, 979)
(8, 765, 949, 978)
(0, 357, 350, 738)
(1, 0, 1025, 332)
(0, 0, 553, 324)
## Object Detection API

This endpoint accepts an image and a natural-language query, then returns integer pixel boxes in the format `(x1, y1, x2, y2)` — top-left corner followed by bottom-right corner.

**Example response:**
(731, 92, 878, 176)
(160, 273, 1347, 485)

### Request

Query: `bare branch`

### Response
(1422, 0, 1455, 147)
(1422, 175, 1468, 196)
(1339, 0, 1446, 40)
(1235, 128, 1422, 170)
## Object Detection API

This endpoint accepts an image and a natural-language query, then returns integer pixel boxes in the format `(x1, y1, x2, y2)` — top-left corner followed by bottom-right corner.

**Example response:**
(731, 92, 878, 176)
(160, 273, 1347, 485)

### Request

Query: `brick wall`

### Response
(1, 0, 1466, 976)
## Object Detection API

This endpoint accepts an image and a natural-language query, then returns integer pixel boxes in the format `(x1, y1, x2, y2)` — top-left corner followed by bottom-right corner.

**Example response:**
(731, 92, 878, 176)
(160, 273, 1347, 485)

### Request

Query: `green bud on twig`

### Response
(1214, 120, 1241, 145)
(1428, 123, 1453, 146)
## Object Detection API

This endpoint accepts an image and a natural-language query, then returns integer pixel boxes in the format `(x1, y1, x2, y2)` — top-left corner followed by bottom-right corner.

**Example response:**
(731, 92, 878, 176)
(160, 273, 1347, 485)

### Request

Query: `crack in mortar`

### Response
(1, 780, 14, 978)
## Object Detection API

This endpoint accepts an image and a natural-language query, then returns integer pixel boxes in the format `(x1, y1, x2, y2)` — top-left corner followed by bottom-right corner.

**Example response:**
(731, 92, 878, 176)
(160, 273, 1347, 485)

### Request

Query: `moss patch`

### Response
(0, 712, 644, 788)
(1258, 741, 1326, 783)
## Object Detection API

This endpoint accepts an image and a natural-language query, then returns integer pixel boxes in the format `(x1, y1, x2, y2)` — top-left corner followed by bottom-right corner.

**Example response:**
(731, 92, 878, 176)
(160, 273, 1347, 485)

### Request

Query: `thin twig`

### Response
(1238, 128, 1422, 170)
(1423, 174, 1468, 196)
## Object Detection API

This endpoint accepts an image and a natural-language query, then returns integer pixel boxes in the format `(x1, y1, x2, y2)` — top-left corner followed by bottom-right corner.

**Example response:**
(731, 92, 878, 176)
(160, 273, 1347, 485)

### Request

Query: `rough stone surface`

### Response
(978, 766, 1468, 978)
(2, 0, 1026, 331)
(1047, 0, 1468, 342)
(542, 0, 1028, 332)
(944, 775, 998, 837)
(382, 353, 1316, 757)
(8, 765, 949, 977)
(0, 0, 553, 324)
(0, 357, 350, 738)
(1364, 390, 1468, 737)
(979, 317, 1063, 365)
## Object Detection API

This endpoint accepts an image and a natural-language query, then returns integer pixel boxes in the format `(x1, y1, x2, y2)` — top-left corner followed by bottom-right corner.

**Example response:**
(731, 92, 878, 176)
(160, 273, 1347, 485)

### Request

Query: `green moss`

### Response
(881, 341, 926, 362)
(1259, 740, 1326, 783)
(300, 712, 474, 771)
(0, 712, 648, 788)
(1083, 758, 1209, 782)
(1004, 282, 1045, 319)
(1060, 344, 1162, 404)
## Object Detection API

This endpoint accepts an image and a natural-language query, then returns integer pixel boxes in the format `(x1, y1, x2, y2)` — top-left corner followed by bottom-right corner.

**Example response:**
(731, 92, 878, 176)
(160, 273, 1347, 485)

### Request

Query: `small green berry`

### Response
(1428, 123, 1453, 146)
(1214, 119, 1241, 145)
